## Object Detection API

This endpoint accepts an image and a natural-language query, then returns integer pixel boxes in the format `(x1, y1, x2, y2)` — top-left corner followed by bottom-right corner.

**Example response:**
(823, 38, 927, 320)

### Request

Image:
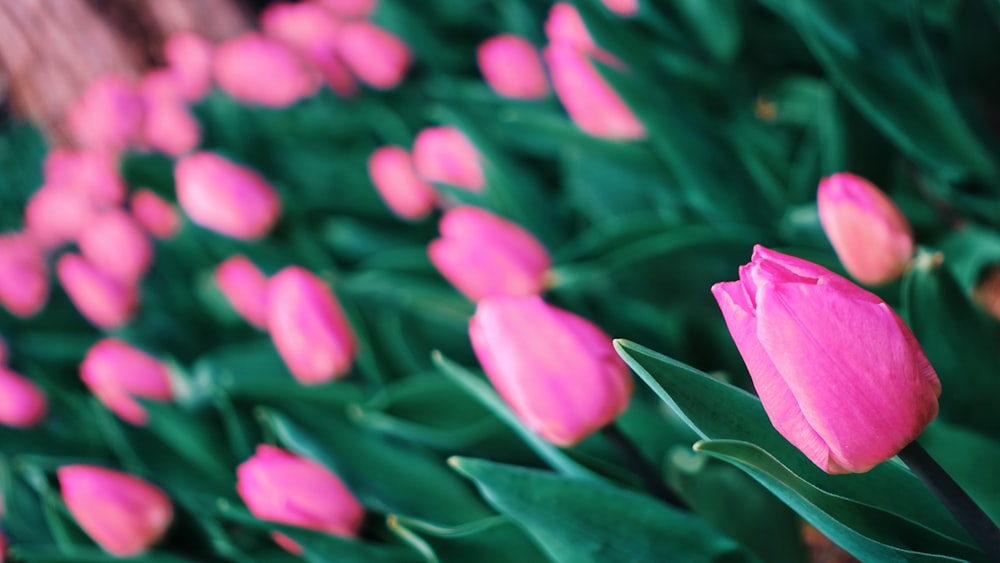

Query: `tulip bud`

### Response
(139, 73, 201, 157)
(58, 465, 173, 557)
(267, 267, 357, 384)
(470, 295, 633, 446)
(0, 367, 47, 427)
(318, 0, 377, 19)
(602, 0, 639, 16)
(43, 149, 126, 206)
(130, 189, 181, 240)
(65, 75, 144, 153)
(817, 173, 914, 286)
(213, 33, 320, 107)
(430, 207, 550, 301)
(367, 146, 437, 220)
(77, 208, 154, 285)
(56, 254, 138, 329)
(0, 234, 49, 318)
(545, 3, 597, 52)
(215, 255, 269, 329)
(237, 445, 365, 553)
(412, 127, 485, 192)
(712, 245, 941, 474)
(24, 183, 100, 249)
(337, 22, 412, 90)
(261, 2, 358, 97)
(164, 33, 214, 101)
(174, 152, 282, 240)
(477, 35, 550, 99)
(80, 339, 172, 425)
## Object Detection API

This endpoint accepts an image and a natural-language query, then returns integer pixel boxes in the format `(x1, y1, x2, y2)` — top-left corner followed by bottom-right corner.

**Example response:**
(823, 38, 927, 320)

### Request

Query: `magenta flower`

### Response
(477, 35, 550, 99)
(0, 367, 48, 427)
(215, 255, 270, 329)
(80, 339, 173, 425)
(368, 146, 437, 220)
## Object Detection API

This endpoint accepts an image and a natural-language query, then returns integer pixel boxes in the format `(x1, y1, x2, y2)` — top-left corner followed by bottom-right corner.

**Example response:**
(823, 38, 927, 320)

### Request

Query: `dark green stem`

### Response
(601, 423, 687, 510)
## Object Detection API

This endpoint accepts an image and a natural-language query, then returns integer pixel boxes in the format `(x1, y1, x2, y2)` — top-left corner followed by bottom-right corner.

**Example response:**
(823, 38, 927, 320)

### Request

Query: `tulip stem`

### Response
(601, 423, 687, 510)
(899, 441, 1000, 559)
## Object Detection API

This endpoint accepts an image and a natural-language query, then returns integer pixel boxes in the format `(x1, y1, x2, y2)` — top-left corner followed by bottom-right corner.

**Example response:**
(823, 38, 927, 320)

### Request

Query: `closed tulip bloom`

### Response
(139, 74, 201, 157)
(44, 149, 126, 206)
(817, 173, 914, 286)
(412, 127, 485, 191)
(268, 267, 357, 384)
(712, 245, 941, 474)
(261, 2, 358, 97)
(0, 367, 48, 427)
(430, 207, 550, 301)
(24, 183, 100, 249)
(164, 33, 214, 101)
(215, 255, 270, 329)
(602, 0, 639, 16)
(65, 75, 145, 153)
(130, 190, 181, 240)
(318, 0, 377, 19)
(478, 35, 550, 99)
(545, 3, 597, 52)
(213, 33, 320, 107)
(174, 152, 282, 240)
(368, 146, 437, 220)
(78, 209, 154, 285)
(81, 338, 172, 425)
(0, 234, 49, 317)
(58, 466, 173, 557)
(470, 295, 633, 446)
(337, 22, 411, 90)
(56, 254, 138, 329)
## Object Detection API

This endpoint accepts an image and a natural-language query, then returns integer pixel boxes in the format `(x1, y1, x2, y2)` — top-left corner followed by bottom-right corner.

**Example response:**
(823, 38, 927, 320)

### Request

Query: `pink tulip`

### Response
(712, 245, 941, 474)
(429, 207, 550, 301)
(477, 35, 550, 99)
(470, 295, 633, 446)
(56, 254, 138, 329)
(130, 189, 181, 240)
(337, 22, 412, 90)
(237, 445, 365, 554)
(139, 72, 201, 157)
(317, 0, 377, 19)
(602, 0, 640, 16)
(77, 208, 153, 285)
(213, 33, 320, 107)
(0, 234, 49, 317)
(0, 367, 47, 427)
(174, 152, 282, 240)
(817, 173, 914, 286)
(43, 149, 126, 206)
(412, 127, 485, 191)
(261, 2, 358, 97)
(215, 255, 270, 329)
(267, 267, 357, 384)
(58, 466, 173, 556)
(24, 183, 100, 249)
(80, 339, 172, 425)
(367, 146, 437, 219)
(545, 3, 597, 52)
(65, 75, 144, 153)
(164, 33, 214, 101)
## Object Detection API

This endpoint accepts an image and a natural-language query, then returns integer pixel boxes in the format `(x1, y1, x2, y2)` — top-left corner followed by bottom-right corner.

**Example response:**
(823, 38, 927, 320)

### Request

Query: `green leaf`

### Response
(389, 514, 549, 563)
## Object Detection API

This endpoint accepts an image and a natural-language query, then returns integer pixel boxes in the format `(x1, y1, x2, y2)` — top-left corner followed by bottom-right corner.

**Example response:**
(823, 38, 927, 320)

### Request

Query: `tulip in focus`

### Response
(470, 295, 633, 446)
(213, 33, 320, 107)
(43, 149, 126, 206)
(711, 245, 941, 474)
(337, 21, 412, 90)
(81, 339, 172, 425)
(318, 0, 377, 19)
(367, 146, 437, 220)
(477, 35, 550, 99)
(174, 152, 282, 239)
(130, 190, 181, 239)
(65, 75, 144, 153)
(0, 234, 49, 317)
(56, 254, 138, 329)
(0, 367, 47, 427)
(164, 33, 214, 101)
(602, 0, 639, 16)
(268, 267, 358, 384)
(77, 209, 154, 285)
(412, 127, 485, 191)
(58, 466, 173, 557)
(215, 255, 270, 329)
(817, 173, 914, 286)
(430, 207, 550, 301)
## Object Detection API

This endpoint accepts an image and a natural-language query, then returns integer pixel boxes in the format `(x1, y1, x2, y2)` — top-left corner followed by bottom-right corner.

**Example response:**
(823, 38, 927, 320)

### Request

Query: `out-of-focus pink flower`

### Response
(0, 234, 49, 318)
(337, 22, 411, 90)
(0, 367, 48, 427)
(545, 3, 597, 53)
(65, 75, 144, 153)
(164, 33, 214, 101)
(25, 184, 100, 249)
(412, 127, 485, 191)
(317, 0, 377, 19)
(368, 146, 437, 220)
(712, 245, 941, 474)
(214, 33, 320, 107)
(80, 338, 172, 425)
(139, 72, 201, 157)
(544, 43, 645, 139)
(267, 267, 357, 384)
(429, 207, 550, 301)
(77, 208, 153, 285)
(174, 152, 282, 240)
(261, 2, 358, 97)
(43, 149, 126, 206)
(602, 0, 639, 16)
(215, 255, 270, 329)
(56, 254, 138, 330)
(130, 190, 181, 240)
(470, 295, 633, 446)
(237, 445, 365, 553)
(817, 173, 914, 286)
(58, 466, 173, 556)
(477, 35, 550, 99)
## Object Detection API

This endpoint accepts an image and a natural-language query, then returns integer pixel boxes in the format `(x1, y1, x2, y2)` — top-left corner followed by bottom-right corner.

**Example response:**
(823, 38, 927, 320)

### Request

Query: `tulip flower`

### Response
(318, 0, 377, 19)
(602, 0, 639, 16)
(56, 254, 138, 329)
(139, 73, 201, 157)
(213, 33, 320, 107)
(174, 152, 282, 240)
(24, 183, 100, 249)
(237, 445, 365, 554)
(130, 189, 181, 240)
(711, 245, 941, 474)
(0, 367, 47, 427)
(412, 127, 485, 191)
(367, 146, 437, 220)
(58, 465, 173, 557)
(164, 32, 214, 101)
(470, 295, 633, 446)
(477, 35, 550, 99)
(65, 75, 144, 153)
(545, 3, 598, 53)
(43, 149, 126, 206)
(261, 2, 358, 97)
(268, 267, 358, 384)
(0, 234, 49, 318)
(215, 255, 270, 329)
(337, 21, 412, 90)
(80, 339, 172, 425)
(77, 208, 154, 285)
(817, 173, 915, 286)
